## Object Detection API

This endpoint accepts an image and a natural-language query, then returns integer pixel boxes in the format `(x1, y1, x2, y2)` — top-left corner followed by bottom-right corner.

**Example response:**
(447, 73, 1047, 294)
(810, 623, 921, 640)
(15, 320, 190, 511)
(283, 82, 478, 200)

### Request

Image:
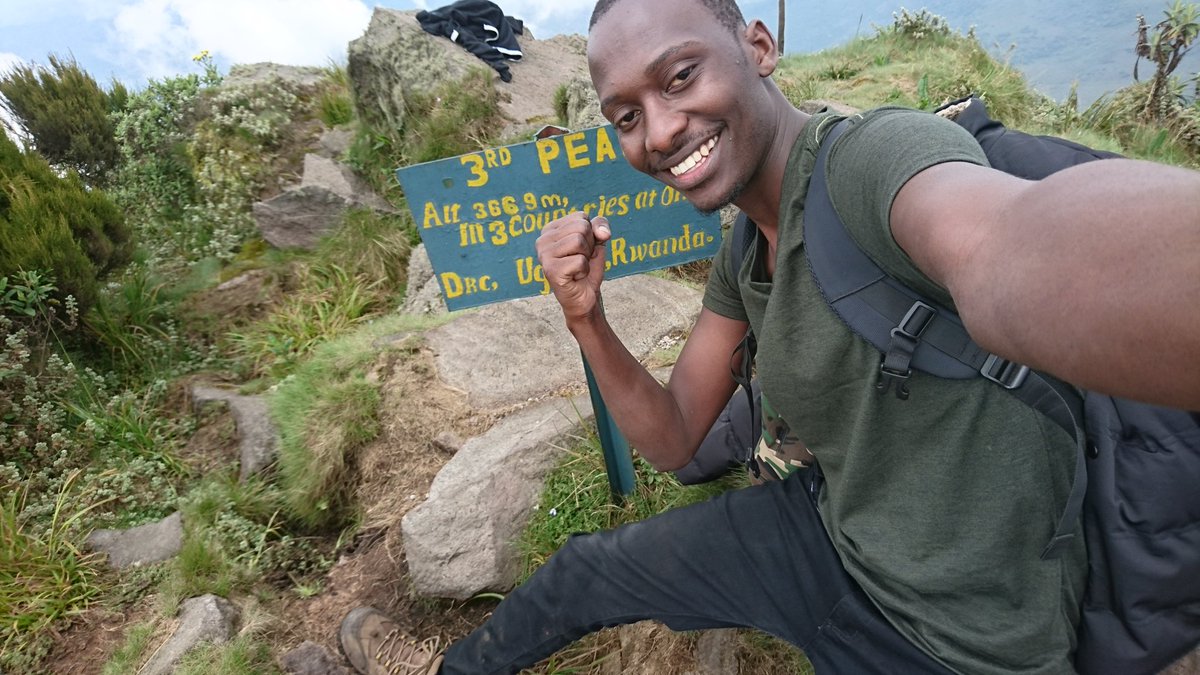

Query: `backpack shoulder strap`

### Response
(805, 116, 1087, 559)
(730, 210, 755, 281)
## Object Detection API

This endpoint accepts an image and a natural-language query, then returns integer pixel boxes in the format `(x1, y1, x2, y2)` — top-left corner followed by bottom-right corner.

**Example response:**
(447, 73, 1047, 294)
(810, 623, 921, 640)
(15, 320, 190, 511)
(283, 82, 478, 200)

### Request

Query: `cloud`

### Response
(110, 0, 374, 81)
(489, 0, 594, 36)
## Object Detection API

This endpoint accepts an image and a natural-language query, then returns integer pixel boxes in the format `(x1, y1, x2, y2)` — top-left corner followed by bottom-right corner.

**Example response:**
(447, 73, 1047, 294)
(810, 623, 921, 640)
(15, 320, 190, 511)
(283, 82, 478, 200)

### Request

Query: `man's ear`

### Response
(743, 19, 779, 77)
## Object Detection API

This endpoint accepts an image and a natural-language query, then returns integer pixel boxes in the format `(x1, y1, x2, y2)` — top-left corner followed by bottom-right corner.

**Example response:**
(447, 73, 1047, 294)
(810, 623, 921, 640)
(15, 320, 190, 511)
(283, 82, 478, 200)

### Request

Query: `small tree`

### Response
(1135, 0, 1200, 120)
(0, 55, 125, 187)
(0, 133, 131, 314)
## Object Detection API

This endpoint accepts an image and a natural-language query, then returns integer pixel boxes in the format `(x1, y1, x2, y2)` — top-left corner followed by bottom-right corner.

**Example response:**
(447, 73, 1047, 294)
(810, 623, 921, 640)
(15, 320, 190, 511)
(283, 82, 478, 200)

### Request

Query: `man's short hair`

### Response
(589, 0, 746, 37)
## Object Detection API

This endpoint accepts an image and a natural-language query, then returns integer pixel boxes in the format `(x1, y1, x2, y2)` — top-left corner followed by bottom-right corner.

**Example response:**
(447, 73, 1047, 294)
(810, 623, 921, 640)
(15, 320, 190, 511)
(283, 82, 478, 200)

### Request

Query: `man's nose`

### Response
(643, 102, 687, 157)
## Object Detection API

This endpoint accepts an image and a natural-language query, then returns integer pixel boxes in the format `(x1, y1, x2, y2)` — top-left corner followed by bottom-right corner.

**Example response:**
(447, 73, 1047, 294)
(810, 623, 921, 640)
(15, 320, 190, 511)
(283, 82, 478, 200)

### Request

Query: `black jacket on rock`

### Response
(416, 0, 525, 82)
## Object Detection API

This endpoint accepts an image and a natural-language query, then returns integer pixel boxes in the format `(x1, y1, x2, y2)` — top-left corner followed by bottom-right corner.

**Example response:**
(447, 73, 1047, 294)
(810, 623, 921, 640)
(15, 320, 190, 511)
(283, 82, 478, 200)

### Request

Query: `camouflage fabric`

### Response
(751, 393, 815, 483)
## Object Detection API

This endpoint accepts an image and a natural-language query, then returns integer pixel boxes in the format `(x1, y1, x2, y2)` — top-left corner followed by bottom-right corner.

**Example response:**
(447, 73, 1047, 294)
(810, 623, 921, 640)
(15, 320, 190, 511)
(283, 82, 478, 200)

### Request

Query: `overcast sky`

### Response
(0, 0, 1185, 116)
(0, 0, 606, 88)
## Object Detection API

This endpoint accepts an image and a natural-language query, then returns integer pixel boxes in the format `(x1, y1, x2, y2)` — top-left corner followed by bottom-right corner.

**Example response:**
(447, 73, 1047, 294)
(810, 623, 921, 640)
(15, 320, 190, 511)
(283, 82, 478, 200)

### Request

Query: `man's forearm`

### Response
(565, 311, 701, 470)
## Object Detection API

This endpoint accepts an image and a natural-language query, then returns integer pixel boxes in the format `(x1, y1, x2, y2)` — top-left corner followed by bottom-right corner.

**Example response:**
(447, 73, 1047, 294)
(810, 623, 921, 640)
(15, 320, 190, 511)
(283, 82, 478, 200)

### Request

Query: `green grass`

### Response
(269, 314, 450, 531)
(0, 471, 107, 671)
(102, 620, 158, 675)
(518, 434, 745, 579)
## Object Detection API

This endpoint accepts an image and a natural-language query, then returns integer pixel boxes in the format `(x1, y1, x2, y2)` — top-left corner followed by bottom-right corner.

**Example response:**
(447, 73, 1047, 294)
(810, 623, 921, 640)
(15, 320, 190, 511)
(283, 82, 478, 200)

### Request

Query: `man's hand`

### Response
(536, 212, 612, 323)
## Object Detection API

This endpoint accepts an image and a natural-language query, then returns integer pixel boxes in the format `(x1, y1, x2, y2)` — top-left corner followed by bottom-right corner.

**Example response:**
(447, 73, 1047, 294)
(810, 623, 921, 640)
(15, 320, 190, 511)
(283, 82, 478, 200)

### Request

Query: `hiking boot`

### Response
(339, 607, 444, 675)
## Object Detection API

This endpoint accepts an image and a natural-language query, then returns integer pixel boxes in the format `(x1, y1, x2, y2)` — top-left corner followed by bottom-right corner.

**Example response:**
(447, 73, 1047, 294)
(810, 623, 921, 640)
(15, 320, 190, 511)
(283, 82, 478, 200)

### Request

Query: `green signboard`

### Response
(396, 125, 722, 311)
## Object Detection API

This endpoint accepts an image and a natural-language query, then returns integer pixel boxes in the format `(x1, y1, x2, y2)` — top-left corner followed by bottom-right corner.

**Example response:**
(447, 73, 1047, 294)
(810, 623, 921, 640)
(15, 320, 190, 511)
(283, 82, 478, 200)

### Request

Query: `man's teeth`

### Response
(670, 137, 718, 176)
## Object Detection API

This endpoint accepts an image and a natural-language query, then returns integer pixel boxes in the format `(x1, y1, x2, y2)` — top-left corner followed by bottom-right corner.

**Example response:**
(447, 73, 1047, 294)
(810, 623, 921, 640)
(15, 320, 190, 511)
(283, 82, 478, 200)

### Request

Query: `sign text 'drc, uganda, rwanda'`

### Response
(396, 125, 722, 311)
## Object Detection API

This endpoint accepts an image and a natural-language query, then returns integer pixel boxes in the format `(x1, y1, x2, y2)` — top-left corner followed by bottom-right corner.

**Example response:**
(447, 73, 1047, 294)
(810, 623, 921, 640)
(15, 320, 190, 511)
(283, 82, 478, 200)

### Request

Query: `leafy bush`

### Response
(110, 73, 207, 263)
(0, 54, 126, 186)
(0, 134, 132, 314)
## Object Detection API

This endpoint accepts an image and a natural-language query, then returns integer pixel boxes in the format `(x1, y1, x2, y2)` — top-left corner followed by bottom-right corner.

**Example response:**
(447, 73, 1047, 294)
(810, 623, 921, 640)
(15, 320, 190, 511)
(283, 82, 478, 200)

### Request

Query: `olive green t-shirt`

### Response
(703, 108, 1086, 675)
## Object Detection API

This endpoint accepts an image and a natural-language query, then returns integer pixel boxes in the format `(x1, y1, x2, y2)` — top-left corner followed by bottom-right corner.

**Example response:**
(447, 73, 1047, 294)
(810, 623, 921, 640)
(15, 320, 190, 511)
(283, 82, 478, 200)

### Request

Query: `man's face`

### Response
(587, 0, 774, 214)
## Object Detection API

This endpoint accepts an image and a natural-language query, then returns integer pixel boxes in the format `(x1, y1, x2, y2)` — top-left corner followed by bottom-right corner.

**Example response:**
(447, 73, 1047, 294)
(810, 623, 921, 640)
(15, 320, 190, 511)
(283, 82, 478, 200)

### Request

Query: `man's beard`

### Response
(694, 178, 747, 217)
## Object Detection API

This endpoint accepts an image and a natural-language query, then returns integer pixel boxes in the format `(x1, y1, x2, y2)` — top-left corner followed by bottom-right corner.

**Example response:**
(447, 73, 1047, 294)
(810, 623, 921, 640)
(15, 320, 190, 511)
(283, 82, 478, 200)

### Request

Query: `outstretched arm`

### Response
(892, 158, 1200, 410)
(537, 212, 746, 470)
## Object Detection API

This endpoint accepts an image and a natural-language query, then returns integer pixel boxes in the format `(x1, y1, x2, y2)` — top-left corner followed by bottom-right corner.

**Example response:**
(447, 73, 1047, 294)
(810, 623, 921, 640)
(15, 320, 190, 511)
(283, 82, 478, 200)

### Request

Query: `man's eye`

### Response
(672, 66, 695, 84)
(616, 110, 639, 129)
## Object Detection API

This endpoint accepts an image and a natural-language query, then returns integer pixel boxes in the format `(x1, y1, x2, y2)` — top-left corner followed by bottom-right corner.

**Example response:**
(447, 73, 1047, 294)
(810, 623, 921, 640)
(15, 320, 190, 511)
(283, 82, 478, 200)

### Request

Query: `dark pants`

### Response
(440, 469, 956, 674)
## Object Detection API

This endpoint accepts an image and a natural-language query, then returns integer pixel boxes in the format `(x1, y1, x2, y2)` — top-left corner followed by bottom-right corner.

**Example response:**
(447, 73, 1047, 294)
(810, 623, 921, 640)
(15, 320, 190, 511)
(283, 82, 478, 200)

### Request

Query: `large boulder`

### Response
(347, 9, 484, 132)
(346, 8, 590, 135)
(424, 274, 703, 409)
(402, 395, 593, 599)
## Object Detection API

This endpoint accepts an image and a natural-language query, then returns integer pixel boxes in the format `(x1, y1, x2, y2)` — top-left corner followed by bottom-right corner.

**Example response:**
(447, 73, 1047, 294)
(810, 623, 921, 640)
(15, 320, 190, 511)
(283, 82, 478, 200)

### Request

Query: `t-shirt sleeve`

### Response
(702, 230, 748, 321)
(825, 108, 988, 306)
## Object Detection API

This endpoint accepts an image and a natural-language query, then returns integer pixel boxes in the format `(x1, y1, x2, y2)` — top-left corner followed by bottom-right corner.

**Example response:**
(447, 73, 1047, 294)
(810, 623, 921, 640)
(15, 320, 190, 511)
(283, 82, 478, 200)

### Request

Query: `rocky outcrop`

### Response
(253, 153, 394, 250)
(223, 63, 327, 93)
(348, 9, 483, 132)
(86, 511, 184, 569)
(425, 274, 702, 409)
(401, 274, 702, 598)
(347, 8, 589, 137)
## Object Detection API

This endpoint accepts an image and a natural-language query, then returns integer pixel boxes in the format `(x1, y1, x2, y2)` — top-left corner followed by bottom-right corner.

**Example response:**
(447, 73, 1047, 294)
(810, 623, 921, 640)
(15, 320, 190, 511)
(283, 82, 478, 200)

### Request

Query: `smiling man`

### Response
(338, 0, 1200, 673)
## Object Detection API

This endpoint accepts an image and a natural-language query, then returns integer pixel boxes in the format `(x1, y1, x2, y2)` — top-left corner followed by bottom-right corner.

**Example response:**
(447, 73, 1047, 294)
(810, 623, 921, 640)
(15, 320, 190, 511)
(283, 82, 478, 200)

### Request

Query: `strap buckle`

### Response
(981, 354, 1030, 390)
(876, 301, 936, 400)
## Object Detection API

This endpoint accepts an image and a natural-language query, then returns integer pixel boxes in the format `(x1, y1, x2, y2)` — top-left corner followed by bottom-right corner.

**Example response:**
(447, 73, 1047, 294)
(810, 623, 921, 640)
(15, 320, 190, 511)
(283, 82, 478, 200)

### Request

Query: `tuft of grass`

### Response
(269, 313, 455, 531)
(552, 83, 570, 126)
(0, 471, 108, 671)
(227, 262, 382, 378)
(318, 88, 354, 127)
(317, 207, 415, 292)
(102, 620, 158, 675)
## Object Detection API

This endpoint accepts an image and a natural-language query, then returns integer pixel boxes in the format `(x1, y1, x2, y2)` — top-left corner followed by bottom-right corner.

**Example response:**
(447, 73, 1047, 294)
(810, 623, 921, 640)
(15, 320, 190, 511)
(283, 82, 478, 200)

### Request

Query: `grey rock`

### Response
(425, 274, 702, 409)
(402, 395, 594, 599)
(224, 63, 327, 92)
(280, 641, 351, 675)
(86, 511, 183, 569)
(300, 154, 392, 212)
(140, 595, 240, 675)
(432, 431, 463, 454)
(192, 385, 278, 481)
(691, 629, 740, 675)
(254, 155, 395, 250)
(253, 185, 350, 250)
(1164, 647, 1200, 675)
(401, 245, 447, 315)
(318, 127, 354, 159)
